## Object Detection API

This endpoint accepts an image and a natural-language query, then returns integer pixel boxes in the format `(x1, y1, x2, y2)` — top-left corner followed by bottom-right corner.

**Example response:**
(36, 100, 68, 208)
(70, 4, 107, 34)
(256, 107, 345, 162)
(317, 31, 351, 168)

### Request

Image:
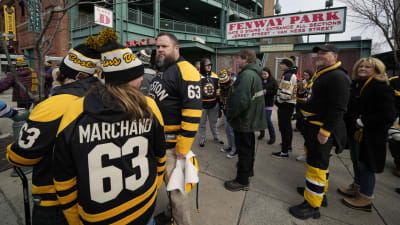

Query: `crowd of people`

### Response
(0, 28, 399, 225)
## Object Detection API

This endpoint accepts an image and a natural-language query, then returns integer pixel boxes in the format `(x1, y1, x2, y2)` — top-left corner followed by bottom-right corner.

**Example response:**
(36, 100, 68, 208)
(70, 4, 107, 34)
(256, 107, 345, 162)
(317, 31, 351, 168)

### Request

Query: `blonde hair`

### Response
(352, 57, 388, 83)
(106, 83, 153, 121)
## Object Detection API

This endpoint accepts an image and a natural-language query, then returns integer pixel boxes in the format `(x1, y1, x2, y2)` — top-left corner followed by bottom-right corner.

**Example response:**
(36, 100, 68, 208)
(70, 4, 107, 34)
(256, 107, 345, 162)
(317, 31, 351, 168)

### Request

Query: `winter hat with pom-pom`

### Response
(97, 28, 144, 85)
(60, 36, 101, 79)
(280, 56, 296, 68)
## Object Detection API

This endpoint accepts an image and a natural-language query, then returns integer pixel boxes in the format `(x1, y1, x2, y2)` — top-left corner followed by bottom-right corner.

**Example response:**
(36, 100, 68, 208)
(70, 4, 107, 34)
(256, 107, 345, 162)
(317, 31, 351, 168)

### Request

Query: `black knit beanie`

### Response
(60, 36, 101, 79)
(280, 56, 295, 68)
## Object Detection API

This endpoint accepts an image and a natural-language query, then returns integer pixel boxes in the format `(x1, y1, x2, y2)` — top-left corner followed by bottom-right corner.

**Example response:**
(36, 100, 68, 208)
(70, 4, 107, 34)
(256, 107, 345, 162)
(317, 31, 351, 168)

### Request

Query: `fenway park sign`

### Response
(226, 7, 346, 40)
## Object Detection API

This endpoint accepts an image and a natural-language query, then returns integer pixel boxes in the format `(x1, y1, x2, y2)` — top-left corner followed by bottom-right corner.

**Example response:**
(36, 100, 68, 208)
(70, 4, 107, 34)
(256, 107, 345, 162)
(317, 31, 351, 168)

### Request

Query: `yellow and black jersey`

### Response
(200, 72, 220, 109)
(277, 71, 297, 104)
(298, 62, 350, 138)
(53, 90, 166, 225)
(148, 56, 202, 155)
(6, 77, 99, 207)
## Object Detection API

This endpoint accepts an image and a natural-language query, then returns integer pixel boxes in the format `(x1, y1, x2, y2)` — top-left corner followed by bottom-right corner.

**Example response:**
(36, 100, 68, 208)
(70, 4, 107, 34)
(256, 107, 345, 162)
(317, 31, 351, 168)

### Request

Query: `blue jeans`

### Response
(224, 114, 235, 150)
(146, 217, 155, 225)
(353, 160, 376, 197)
(260, 110, 276, 139)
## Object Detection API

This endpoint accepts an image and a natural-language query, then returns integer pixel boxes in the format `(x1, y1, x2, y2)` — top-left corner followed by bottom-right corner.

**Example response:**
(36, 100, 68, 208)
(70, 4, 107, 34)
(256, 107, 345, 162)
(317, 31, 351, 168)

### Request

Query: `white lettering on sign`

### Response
(226, 7, 346, 40)
(94, 6, 113, 28)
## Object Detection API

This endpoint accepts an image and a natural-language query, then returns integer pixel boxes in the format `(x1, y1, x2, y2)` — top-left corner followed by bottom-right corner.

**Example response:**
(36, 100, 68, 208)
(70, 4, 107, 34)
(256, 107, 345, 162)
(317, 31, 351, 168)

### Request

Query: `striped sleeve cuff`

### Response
(319, 128, 331, 137)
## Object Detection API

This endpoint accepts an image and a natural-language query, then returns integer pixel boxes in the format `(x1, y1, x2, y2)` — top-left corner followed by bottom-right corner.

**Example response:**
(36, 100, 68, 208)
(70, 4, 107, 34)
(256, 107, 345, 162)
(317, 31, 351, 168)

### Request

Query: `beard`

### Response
(156, 53, 176, 68)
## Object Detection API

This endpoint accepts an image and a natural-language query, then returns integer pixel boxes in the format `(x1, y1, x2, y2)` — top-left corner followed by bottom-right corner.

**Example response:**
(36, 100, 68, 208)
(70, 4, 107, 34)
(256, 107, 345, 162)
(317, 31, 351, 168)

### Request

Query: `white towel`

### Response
(166, 151, 199, 195)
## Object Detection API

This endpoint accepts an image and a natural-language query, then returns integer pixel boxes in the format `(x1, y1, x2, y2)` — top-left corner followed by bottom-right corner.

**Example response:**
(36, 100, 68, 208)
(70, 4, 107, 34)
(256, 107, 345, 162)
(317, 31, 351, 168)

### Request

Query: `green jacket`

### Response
(226, 63, 267, 132)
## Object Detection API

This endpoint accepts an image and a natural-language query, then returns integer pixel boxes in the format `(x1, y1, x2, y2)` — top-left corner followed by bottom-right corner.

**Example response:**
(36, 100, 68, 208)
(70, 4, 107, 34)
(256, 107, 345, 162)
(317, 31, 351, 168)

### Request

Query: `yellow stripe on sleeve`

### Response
(319, 128, 331, 137)
(164, 125, 181, 132)
(39, 200, 60, 207)
(157, 155, 166, 164)
(58, 190, 77, 205)
(6, 144, 42, 166)
(54, 177, 77, 192)
(32, 184, 56, 194)
(181, 121, 199, 132)
(182, 109, 202, 118)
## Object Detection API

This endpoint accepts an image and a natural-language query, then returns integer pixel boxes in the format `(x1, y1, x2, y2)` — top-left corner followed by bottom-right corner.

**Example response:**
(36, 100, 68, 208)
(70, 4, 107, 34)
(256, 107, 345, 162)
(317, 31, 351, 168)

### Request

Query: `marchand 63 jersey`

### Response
(53, 92, 166, 225)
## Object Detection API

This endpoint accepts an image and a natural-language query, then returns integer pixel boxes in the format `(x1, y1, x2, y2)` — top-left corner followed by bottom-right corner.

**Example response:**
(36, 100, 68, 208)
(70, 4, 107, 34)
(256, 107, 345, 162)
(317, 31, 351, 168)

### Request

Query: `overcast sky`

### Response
(277, 0, 389, 53)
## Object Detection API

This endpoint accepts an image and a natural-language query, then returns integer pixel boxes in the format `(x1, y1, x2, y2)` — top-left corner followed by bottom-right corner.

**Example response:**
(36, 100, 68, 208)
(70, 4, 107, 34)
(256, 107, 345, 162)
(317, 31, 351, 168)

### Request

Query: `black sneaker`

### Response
(154, 212, 172, 225)
(258, 133, 265, 140)
(271, 152, 288, 159)
(267, 138, 275, 145)
(224, 180, 249, 192)
(214, 138, 224, 145)
(199, 140, 205, 147)
(289, 201, 320, 220)
(296, 187, 328, 207)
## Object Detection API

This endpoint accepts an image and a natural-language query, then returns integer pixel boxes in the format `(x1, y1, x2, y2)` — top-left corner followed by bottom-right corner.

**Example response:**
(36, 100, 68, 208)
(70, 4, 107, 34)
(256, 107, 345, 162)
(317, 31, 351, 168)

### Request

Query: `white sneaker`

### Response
(226, 149, 237, 159)
(220, 146, 231, 153)
(296, 154, 307, 161)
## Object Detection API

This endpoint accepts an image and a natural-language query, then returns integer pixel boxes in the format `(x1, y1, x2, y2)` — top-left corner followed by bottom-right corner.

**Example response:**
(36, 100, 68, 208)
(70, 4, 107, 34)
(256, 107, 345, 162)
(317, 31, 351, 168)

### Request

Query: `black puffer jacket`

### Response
(262, 78, 278, 107)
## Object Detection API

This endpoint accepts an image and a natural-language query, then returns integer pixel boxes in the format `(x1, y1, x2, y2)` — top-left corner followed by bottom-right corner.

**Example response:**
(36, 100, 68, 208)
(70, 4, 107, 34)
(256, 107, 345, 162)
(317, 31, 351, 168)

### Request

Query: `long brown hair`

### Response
(106, 83, 153, 121)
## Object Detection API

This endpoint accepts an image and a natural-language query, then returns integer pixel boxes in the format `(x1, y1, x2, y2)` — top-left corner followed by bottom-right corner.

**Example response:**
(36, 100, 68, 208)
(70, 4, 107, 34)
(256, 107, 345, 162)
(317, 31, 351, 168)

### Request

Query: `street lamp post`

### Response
(274, 0, 281, 15)
(325, 0, 333, 42)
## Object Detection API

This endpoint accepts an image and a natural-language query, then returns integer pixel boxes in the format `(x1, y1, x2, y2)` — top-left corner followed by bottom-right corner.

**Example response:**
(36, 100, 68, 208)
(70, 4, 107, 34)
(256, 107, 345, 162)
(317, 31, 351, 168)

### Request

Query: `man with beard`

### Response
(224, 49, 266, 191)
(291, 44, 350, 219)
(149, 32, 202, 225)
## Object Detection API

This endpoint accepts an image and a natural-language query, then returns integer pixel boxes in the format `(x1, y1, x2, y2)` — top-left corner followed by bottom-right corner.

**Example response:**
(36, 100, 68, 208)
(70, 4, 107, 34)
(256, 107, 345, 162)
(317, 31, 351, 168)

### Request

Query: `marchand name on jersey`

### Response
(79, 119, 152, 144)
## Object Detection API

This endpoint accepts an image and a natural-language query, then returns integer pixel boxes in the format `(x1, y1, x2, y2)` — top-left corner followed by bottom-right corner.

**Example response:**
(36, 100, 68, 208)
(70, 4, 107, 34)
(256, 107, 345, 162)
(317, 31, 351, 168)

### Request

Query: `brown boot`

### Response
(342, 193, 372, 212)
(337, 183, 360, 197)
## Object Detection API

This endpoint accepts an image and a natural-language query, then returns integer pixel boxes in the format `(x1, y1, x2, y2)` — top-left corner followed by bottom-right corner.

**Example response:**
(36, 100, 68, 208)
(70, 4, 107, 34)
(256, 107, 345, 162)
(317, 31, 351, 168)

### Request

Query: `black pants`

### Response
(277, 103, 295, 153)
(234, 131, 255, 185)
(304, 122, 333, 170)
(17, 102, 32, 109)
(32, 205, 68, 225)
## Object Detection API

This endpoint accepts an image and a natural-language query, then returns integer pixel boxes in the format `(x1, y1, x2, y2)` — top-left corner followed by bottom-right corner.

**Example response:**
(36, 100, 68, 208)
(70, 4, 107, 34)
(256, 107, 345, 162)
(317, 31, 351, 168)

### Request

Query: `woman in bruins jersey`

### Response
(53, 29, 166, 225)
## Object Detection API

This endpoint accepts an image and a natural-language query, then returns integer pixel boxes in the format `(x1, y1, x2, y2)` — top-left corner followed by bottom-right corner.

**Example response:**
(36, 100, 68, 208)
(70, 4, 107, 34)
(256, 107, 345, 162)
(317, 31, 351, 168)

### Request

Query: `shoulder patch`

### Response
(177, 61, 201, 82)
(145, 96, 164, 126)
(29, 94, 79, 122)
(57, 97, 85, 136)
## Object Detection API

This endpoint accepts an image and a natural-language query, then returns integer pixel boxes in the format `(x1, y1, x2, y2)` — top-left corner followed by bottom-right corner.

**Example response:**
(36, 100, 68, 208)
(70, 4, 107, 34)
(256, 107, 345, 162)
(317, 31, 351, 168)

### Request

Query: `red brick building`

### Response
(0, 0, 70, 66)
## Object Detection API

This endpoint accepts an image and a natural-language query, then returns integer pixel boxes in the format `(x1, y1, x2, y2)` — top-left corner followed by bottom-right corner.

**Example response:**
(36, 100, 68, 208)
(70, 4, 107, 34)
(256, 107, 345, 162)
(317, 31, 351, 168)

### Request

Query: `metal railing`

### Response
(229, 1, 253, 18)
(127, 9, 221, 36)
(73, 14, 95, 28)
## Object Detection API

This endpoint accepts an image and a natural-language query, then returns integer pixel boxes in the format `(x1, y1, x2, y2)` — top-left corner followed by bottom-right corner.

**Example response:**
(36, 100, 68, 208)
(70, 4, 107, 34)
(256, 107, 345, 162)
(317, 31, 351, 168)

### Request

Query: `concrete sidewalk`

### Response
(0, 91, 399, 224)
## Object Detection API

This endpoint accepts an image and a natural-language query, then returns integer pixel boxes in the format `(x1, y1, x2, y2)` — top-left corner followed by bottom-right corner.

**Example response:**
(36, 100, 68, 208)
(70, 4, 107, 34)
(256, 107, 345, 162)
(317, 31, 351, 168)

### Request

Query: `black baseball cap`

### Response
(312, 44, 339, 54)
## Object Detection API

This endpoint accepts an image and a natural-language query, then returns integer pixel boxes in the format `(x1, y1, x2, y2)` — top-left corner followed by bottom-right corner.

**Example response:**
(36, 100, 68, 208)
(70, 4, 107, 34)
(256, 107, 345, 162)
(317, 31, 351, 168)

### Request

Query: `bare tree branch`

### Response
(0, 35, 36, 100)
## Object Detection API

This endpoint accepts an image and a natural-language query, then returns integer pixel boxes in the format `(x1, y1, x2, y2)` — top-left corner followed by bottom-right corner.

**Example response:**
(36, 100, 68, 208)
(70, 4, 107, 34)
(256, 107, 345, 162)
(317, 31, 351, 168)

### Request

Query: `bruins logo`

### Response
(203, 82, 215, 97)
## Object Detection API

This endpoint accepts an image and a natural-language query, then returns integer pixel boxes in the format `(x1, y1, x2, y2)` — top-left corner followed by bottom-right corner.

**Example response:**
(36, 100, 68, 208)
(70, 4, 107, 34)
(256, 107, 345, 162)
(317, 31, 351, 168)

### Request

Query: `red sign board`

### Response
(126, 38, 157, 48)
